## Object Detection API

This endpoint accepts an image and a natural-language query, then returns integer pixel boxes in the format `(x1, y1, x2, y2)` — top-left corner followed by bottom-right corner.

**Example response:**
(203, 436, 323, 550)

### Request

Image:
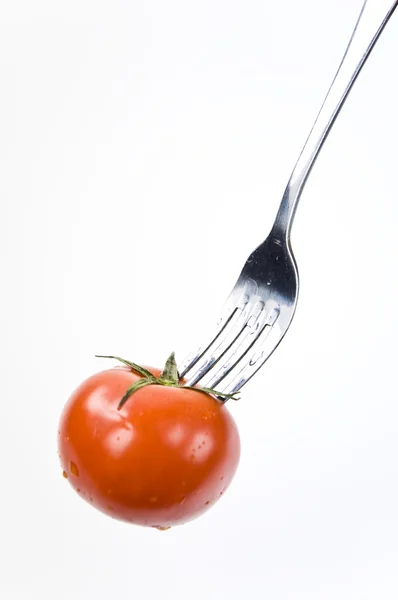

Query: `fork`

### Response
(178, 0, 398, 397)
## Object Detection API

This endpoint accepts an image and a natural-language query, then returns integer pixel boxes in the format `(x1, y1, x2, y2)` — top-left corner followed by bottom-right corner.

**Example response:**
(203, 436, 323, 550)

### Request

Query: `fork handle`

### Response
(272, 0, 398, 242)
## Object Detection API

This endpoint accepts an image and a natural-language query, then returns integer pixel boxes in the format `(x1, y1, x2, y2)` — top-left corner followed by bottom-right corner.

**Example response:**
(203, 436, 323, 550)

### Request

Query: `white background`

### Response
(1, 1, 398, 598)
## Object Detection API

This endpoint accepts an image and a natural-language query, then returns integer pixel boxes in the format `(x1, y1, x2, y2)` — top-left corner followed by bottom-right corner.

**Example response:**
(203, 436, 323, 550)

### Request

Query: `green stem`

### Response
(96, 353, 241, 408)
(95, 355, 155, 380)
(159, 352, 179, 384)
(118, 378, 156, 409)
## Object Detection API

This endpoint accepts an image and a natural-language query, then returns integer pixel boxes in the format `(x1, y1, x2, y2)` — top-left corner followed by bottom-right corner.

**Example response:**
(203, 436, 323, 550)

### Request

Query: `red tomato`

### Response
(58, 366, 240, 529)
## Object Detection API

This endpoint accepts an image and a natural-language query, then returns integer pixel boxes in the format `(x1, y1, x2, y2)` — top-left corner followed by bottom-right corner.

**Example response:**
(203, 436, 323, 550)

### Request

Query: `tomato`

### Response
(58, 361, 240, 529)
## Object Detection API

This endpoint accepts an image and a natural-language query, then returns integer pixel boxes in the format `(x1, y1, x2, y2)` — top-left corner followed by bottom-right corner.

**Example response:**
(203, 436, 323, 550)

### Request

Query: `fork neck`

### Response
(271, 0, 398, 244)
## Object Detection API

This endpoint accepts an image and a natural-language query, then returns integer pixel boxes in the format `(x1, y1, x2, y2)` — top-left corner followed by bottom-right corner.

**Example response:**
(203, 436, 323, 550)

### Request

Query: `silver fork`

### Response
(178, 0, 398, 397)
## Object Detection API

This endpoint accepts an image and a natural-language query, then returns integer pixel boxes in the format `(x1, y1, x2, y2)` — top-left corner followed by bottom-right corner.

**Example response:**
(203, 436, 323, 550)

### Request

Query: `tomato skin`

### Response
(58, 367, 240, 528)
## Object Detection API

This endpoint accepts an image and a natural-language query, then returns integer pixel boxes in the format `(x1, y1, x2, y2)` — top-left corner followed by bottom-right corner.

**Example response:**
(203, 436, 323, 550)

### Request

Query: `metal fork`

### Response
(178, 0, 398, 397)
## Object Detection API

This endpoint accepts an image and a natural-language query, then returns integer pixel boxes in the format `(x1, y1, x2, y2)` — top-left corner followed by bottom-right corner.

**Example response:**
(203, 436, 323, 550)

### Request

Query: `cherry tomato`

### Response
(58, 366, 240, 529)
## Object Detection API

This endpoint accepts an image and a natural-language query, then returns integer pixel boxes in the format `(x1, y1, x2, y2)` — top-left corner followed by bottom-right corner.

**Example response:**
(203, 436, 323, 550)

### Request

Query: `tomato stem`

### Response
(118, 378, 156, 409)
(96, 354, 241, 408)
(159, 352, 179, 385)
(95, 355, 154, 380)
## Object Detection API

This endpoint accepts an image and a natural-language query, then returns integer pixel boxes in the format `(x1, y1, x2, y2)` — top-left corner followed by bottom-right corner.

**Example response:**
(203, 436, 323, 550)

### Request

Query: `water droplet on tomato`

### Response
(62, 471, 68, 479)
(70, 461, 79, 477)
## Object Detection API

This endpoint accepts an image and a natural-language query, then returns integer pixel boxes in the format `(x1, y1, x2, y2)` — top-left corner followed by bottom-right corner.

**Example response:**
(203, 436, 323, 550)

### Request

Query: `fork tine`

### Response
(178, 300, 241, 379)
(214, 316, 289, 395)
(178, 279, 259, 382)
(180, 298, 252, 386)
(198, 304, 280, 389)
